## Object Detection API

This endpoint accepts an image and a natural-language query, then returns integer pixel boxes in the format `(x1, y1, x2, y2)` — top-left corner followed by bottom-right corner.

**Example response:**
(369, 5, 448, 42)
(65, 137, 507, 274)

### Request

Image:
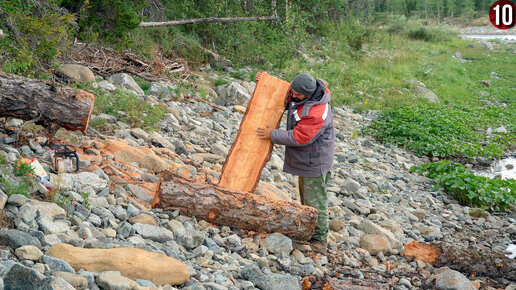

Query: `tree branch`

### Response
(139, 16, 279, 28)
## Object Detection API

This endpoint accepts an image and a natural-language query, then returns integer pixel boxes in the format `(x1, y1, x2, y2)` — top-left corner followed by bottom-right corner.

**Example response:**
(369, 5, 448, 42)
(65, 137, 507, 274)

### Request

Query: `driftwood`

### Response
(140, 16, 279, 28)
(0, 72, 94, 132)
(219, 72, 290, 192)
(153, 170, 317, 240)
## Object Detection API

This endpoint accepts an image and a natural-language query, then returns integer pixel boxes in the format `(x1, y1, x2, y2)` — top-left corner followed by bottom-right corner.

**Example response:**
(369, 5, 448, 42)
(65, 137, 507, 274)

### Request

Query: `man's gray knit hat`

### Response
(291, 73, 316, 96)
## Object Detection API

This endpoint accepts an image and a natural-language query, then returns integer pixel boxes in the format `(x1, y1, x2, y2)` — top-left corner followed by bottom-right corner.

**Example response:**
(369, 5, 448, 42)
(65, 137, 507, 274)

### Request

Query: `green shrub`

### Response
(407, 25, 457, 42)
(367, 105, 514, 159)
(214, 79, 228, 86)
(93, 89, 166, 131)
(14, 160, 34, 177)
(0, 1, 74, 77)
(411, 161, 516, 212)
(386, 14, 408, 34)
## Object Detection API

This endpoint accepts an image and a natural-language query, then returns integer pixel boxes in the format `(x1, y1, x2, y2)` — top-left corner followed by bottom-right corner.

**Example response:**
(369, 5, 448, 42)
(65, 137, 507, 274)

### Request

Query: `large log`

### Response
(0, 72, 95, 132)
(153, 170, 317, 241)
(219, 72, 290, 192)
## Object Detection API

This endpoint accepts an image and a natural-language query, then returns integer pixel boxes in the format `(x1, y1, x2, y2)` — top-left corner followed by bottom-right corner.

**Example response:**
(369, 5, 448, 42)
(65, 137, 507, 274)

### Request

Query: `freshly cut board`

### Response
(219, 72, 290, 192)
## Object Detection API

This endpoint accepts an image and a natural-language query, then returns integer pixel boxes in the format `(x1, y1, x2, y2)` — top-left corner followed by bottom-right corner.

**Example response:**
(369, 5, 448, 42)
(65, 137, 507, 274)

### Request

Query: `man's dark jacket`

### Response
(270, 79, 335, 177)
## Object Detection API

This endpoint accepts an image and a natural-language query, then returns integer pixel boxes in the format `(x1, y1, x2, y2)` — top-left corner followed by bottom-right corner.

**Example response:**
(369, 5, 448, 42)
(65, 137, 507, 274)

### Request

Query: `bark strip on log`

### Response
(153, 170, 317, 241)
(219, 72, 290, 192)
(0, 72, 94, 132)
(140, 16, 279, 27)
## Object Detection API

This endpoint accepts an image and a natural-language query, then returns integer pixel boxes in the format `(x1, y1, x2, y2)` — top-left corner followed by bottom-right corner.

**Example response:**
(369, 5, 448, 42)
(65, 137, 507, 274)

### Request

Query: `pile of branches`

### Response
(67, 42, 190, 82)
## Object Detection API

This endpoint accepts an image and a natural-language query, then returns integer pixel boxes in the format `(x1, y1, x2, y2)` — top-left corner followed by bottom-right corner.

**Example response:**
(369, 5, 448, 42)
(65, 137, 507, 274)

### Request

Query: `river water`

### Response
(474, 157, 516, 180)
(459, 34, 516, 42)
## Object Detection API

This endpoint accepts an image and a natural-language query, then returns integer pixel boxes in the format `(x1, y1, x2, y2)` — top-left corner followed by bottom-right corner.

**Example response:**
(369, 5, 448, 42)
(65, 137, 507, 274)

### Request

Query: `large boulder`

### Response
(46, 243, 189, 286)
(109, 73, 144, 96)
(414, 86, 439, 103)
(56, 64, 95, 83)
(242, 265, 301, 290)
(216, 82, 251, 106)
(434, 268, 476, 290)
(3, 263, 46, 289)
(358, 220, 403, 250)
(0, 229, 42, 249)
(360, 234, 392, 255)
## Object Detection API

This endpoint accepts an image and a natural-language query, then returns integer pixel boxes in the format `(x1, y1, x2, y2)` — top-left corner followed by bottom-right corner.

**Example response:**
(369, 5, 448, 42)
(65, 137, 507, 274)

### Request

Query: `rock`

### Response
(360, 234, 392, 255)
(98, 80, 117, 92)
(242, 265, 301, 290)
(96, 271, 139, 290)
(132, 223, 174, 242)
(147, 83, 170, 98)
(358, 220, 403, 250)
(46, 243, 189, 286)
(56, 64, 95, 83)
(138, 155, 169, 173)
(329, 220, 345, 232)
(342, 178, 360, 194)
(0, 229, 42, 249)
(414, 86, 439, 103)
(217, 82, 251, 106)
(42, 254, 75, 273)
(30, 200, 66, 219)
(261, 233, 293, 257)
(109, 73, 144, 96)
(434, 269, 476, 290)
(7, 194, 27, 206)
(52, 271, 88, 290)
(15, 245, 43, 261)
(38, 276, 75, 289)
(125, 184, 153, 203)
(130, 128, 149, 140)
(482, 41, 494, 51)
(128, 213, 157, 226)
(4, 263, 46, 289)
(232, 105, 246, 114)
(73, 172, 108, 192)
(0, 190, 7, 210)
(37, 215, 70, 234)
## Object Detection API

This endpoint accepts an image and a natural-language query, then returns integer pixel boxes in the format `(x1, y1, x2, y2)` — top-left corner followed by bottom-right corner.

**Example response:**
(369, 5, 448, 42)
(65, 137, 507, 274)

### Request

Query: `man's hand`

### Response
(255, 71, 263, 82)
(256, 126, 273, 139)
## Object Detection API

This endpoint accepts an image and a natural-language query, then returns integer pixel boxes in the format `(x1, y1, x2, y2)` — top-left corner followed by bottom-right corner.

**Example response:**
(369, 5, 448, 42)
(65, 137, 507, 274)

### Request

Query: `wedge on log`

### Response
(0, 72, 95, 132)
(153, 170, 317, 240)
(219, 72, 290, 192)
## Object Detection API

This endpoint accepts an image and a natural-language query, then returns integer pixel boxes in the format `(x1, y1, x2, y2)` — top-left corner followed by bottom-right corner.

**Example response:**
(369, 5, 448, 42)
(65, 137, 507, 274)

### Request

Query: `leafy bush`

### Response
(386, 14, 408, 34)
(367, 105, 514, 159)
(407, 25, 457, 42)
(411, 161, 516, 212)
(93, 89, 167, 131)
(14, 160, 34, 177)
(0, 1, 74, 77)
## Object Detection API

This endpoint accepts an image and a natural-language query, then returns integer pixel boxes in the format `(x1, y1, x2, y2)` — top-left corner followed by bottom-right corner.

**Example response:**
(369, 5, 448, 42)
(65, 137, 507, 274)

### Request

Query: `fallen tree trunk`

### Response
(140, 16, 279, 27)
(219, 72, 290, 192)
(153, 170, 317, 240)
(0, 72, 95, 132)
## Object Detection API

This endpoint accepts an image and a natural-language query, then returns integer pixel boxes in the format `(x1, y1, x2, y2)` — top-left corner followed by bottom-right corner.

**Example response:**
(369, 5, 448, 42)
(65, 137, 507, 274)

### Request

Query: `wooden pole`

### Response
(140, 16, 279, 28)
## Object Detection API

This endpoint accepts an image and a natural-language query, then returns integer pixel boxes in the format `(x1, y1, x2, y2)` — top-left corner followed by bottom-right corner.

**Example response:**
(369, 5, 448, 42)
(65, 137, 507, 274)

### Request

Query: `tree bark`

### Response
(153, 170, 318, 241)
(0, 72, 94, 132)
(140, 16, 278, 28)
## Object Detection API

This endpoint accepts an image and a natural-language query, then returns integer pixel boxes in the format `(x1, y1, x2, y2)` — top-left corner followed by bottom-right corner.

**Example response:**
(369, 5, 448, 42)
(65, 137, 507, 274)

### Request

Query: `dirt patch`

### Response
(0, 210, 14, 229)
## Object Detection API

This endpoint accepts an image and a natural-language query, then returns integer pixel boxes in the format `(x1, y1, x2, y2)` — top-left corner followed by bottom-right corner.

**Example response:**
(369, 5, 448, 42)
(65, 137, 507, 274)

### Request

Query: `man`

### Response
(256, 72, 335, 252)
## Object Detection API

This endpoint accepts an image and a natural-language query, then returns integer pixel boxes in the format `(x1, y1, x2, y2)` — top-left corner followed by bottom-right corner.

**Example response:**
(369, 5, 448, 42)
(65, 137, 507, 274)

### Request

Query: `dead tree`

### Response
(0, 72, 94, 132)
(140, 16, 278, 28)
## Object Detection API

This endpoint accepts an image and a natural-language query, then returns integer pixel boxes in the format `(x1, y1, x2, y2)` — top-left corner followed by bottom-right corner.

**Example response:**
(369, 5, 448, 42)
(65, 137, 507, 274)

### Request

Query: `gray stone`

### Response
(4, 263, 46, 289)
(343, 178, 360, 194)
(37, 215, 70, 234)
(97, 81, 117, 92)
(7, 194, 27, 206)
(125, 184, 154, 203)
(133, 223, 173, 242)
(41, 255, 75, 273)
(126, 204, 140, 217)
(74, 172, 108, 192)
(42, 234, 62, 247)
(358, 220, 403, 250)
(96, 271, 139, 290)
(52, 271, 88, 290)
(434, 269, 476, 290)
(130, 128, 149, 140)
(39, 276, 76, 290)
(217, 82, 251, 106)
(18, 204, 37, 223)
(0, 229, 42, 249)
(117, 222, 134, 238)
(109, 73, 145, 96)
(414, 86, 439, 103)
(15, 245, 43, 261)
(56, 64, 95, 83)
(261, 233, 293, 257)
(242, 265, 301, 290)
(147, 83, 170, 98)
(20, 145, 32, 155)
(482, 41, 494, 51)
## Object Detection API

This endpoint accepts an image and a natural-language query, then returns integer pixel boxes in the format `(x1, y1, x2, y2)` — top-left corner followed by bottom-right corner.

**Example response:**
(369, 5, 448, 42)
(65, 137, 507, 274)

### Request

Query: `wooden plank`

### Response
(218, 72, 290, 192)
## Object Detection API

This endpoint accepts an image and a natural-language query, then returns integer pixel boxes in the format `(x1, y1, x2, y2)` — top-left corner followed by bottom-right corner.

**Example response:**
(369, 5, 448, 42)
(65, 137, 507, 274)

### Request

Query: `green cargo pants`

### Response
(298, 171, 330, 241)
